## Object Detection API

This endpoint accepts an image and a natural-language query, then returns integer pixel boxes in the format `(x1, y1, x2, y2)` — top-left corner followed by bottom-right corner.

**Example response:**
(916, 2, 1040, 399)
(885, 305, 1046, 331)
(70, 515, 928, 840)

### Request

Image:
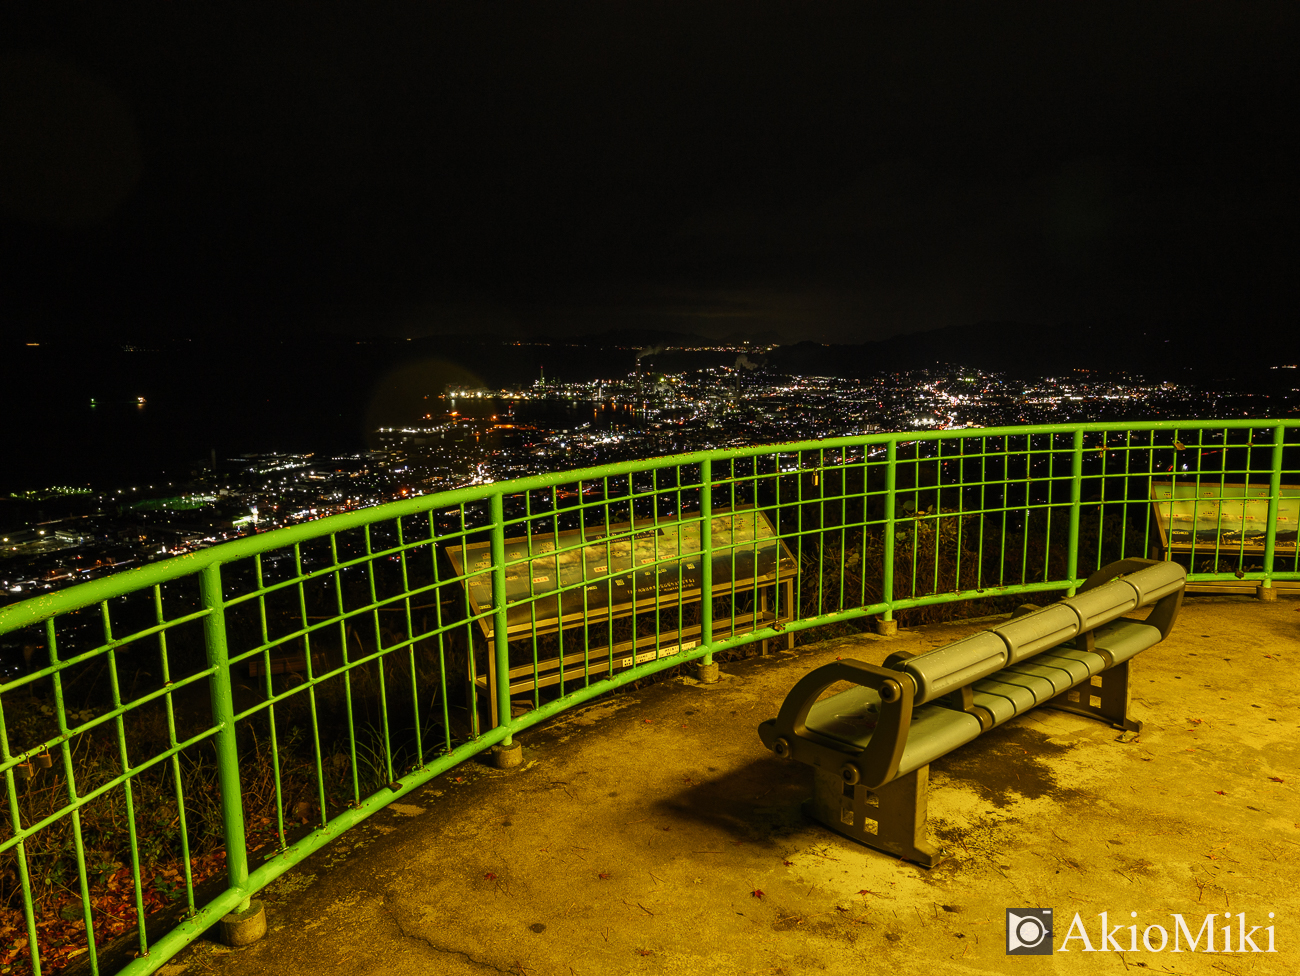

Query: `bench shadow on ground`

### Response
(930, 721, 1089, 808)
(651, 720, 1094, 869)
(652, 754, 819, 850)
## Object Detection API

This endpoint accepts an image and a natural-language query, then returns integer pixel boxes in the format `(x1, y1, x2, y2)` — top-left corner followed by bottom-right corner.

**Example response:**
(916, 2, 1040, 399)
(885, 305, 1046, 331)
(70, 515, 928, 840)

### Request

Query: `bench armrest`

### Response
(760, 659, 915, 790)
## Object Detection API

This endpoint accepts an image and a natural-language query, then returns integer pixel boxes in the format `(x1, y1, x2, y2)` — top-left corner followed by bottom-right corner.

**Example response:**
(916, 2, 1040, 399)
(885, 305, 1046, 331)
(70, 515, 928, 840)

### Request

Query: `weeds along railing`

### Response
(1, 419, 1297, 974)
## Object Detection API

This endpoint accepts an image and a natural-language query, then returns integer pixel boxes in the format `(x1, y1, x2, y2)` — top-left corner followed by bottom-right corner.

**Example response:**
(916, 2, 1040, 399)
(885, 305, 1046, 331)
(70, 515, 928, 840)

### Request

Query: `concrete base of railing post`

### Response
(1257, 584, 1277, 602)
(875, 618, 898, 637)
(697, 662, 720, 684)
(492, 741, 523, 769)
(219, 899, 266, 947)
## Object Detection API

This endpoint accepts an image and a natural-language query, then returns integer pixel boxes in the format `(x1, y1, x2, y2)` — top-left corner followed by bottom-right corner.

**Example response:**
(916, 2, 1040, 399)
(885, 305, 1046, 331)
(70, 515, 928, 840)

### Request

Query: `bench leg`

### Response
(1043, 659, 1141, 733)
(805, 766, 938, 868)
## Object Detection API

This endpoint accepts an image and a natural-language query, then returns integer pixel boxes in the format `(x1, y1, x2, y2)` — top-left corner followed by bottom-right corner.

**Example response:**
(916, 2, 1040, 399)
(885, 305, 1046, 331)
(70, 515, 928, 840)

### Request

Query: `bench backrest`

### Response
(894, 561, 1185, 706)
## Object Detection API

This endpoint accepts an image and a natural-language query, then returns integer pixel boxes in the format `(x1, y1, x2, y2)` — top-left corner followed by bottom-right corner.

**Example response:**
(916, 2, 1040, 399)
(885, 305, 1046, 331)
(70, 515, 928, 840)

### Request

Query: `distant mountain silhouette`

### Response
(564, 328, 714, 348)
(768, 318, 1292, 383)
(720, 329, 787, 346)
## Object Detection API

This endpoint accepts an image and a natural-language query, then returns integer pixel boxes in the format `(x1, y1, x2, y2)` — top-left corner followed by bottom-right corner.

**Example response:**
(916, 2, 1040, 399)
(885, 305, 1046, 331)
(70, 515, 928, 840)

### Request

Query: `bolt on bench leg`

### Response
(806, 766, 937, 868)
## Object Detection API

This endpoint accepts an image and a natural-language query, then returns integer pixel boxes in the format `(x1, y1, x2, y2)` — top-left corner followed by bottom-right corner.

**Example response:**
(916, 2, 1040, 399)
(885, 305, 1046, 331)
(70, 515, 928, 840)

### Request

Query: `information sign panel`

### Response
(1150, 481, 1299, 552)
(446, 505, 796, 639)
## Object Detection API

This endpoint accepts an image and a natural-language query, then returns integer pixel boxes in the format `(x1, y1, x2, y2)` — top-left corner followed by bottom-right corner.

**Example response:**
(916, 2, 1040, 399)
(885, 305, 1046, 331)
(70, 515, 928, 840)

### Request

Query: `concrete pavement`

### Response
(165, 595, 1300, 976)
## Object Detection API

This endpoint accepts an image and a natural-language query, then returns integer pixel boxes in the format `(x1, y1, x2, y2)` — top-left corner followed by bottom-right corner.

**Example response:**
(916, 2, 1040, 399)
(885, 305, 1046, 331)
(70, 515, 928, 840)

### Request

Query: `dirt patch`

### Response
(931, 724, 1084, 807)
(772, 917, 836, 934)
(930, 813, 1020, 866)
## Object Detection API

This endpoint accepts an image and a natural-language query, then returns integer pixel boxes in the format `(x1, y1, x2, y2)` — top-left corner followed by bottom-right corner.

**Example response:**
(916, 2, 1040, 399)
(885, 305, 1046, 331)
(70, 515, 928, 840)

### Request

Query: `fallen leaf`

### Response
(484, 872, 498, 880)
(1269, 776, 1284, 783)
(752, 889, 765, 899)
(1214, 790, 1227, 796)
(598, 872, 611, 880)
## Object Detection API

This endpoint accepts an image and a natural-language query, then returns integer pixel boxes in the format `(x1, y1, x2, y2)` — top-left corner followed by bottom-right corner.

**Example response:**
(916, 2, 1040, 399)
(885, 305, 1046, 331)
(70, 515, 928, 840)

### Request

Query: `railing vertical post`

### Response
(1066, 428, 1085, 596)
(489, 491, 513, 743)
(199, 563, 250, 913)
(1261, 423, 1285, 596)
(700, 458, 714, 664)
(882, 440, 897, 620)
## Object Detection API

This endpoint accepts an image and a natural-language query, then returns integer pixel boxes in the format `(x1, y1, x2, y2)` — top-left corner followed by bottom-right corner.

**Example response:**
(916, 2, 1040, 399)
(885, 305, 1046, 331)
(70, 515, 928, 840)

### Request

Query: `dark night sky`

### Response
(2, 2, 1298, 345)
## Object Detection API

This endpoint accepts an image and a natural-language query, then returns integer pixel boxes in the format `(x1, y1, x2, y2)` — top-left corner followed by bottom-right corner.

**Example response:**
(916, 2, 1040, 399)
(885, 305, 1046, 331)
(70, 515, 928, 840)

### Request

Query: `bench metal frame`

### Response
(759, 559, 1185, 866)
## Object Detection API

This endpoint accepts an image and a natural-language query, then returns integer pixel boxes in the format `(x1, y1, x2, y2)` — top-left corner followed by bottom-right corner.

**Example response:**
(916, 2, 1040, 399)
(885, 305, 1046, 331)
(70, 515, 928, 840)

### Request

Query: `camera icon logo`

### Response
(1006, 908, 1053, 955)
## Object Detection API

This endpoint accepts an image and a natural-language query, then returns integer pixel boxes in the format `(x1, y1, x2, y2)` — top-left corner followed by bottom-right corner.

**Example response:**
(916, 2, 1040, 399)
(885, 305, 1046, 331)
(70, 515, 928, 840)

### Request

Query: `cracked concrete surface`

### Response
(166, 596, 1299, 975)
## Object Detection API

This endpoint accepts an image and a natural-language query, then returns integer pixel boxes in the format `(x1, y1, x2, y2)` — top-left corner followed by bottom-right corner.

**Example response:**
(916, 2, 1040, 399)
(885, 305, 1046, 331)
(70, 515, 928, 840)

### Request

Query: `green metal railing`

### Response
(2, 419, 1297, 974)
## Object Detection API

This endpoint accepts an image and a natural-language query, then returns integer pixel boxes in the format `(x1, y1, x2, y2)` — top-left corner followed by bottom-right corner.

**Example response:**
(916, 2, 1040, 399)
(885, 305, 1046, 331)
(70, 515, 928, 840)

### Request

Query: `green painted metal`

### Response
(199, 564, 251, 914)
(1066, 428, 1084, 595)
(882, 439, 897, 620)
(489, 492, 512, 746)
(2, 418, 1297, 976)
(0, 418, 1286, 633)
(700, 458, 714, 663)
(1263, 425, 1286, 589)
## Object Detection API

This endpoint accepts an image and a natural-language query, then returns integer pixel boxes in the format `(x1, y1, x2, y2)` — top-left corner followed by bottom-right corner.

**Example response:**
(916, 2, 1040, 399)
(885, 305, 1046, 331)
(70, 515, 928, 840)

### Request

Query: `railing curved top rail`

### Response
(1, 417, 1296, 976)
(3, 417, 1290, 634)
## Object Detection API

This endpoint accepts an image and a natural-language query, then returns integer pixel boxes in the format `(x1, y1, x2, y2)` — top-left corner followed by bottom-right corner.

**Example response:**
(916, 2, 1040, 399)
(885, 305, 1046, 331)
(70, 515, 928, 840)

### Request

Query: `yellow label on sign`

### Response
(619, 640, 696, 668)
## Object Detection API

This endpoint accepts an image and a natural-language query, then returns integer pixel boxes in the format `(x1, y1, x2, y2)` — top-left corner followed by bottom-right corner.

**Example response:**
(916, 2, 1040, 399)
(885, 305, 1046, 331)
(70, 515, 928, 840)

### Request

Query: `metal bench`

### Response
(758, 559, 1186, 867)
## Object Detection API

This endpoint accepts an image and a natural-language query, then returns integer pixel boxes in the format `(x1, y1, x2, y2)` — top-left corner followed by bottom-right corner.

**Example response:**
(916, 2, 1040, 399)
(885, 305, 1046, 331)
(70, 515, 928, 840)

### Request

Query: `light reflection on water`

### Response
(447, 397, 670, 431)
(3, 396, 361, 492)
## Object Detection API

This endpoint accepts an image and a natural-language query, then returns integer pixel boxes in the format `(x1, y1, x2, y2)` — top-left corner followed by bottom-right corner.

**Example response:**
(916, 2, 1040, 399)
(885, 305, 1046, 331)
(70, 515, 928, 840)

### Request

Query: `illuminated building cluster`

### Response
(2, 361, 1291, 607)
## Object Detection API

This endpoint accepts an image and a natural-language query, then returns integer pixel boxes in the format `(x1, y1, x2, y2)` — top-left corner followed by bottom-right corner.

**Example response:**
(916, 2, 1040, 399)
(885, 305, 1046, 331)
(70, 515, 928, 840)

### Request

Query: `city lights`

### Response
(0, 360, 1280, 605)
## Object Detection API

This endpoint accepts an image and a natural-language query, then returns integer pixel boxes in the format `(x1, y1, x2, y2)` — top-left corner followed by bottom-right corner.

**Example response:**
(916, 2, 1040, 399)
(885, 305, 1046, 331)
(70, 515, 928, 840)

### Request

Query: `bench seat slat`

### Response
(1035, 647, 1108, 678)
(1000, 660, 1076, 696)
(972, 677, 1037, 716)
(978, 669, 1058, 705)
(1021, 651, 1093, 686)
(968, 658, 1086, 726)
(1095, 619, 1162, 664)
(805, 689, 984, 777)
(974, 650, 1106, 725)
(971, 688, 1018, 725)
(897, 707, 984, 777)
